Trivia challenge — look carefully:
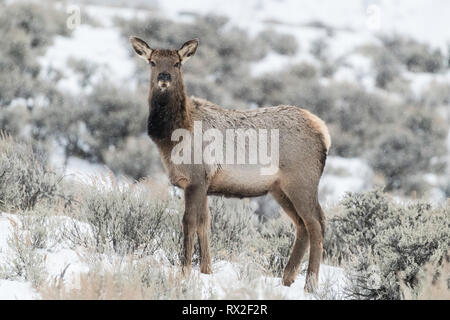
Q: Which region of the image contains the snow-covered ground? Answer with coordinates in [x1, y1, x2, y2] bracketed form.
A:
[0, 212, 346, 299]
[197, 261, 346, 299]
[50, 144, 112, 185]
[0, 280, 39, 300]
[0, 213, 90, 299]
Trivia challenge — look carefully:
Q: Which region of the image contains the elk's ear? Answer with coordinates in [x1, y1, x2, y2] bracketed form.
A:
[178, 39, 199, 64]
[129, 36, 153, 61]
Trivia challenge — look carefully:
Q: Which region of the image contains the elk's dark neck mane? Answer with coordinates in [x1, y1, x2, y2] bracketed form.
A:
[147, 84, 192, 141]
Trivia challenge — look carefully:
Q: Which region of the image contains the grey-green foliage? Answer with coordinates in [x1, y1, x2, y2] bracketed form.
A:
[0, 215, 49, 287]
[208, 197, 256, 260]
[419, 81, 450, 107]
[373, 50, 402, 89]
[75, 182, 172, 255]
[0, 104, 29, 136]
[379, 35, 447, 73]
[370, 108, 448, 191]
[21, 214, 51, 250]
[324, 189, 398, 263]
[82, 83, 148, 162]
[31, 92, 95, 161]
[309, 37, 336, 77]
[257, 29, 298, 56]
[250, 63, 334, 118]
[310, 37, 329, 61]
[103, 135, 162, 181]
[347, 205, 449, 300]
[0, 1, 70, 106]
[444, 181, 450, 199]
[67, 57, 100, 88]
[0, 135, 69, 211]
[253, 216, 296, 277]
[31, 83, 148, 163]
[358, 43, 405, 90]
[324, 189, 450, 300]
[198, 196, 295, 276]
[326, 82, 395, 157]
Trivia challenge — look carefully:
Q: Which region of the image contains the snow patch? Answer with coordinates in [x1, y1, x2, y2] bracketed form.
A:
[0, 280, 40, 300]
[84, 4, 152, 28]
[320, 157, 374, 205]
[196, 261, 346, 299]
[39, 24, 136, 94]
[45, 249, 90, 284]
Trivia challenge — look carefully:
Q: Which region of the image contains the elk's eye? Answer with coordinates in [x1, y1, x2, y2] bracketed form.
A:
[150, 61, 156, 67]
[174, 62, 180, 68]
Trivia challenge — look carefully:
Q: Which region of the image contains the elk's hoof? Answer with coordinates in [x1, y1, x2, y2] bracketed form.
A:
[282, 276, 295, 287]
[182, 266, 192, 277]
[200, 265, 212, 274]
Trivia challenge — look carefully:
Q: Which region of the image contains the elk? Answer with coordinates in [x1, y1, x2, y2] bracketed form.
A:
[129, 36, 331, 292]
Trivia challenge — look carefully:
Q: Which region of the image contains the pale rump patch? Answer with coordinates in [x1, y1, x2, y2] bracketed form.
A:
[300, 109, 331, 153]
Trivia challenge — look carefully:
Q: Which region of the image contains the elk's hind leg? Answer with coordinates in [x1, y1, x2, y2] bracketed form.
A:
[280, 179, 324, 293]
[271, 187, 309, 287]
[303, 202, 325, 292]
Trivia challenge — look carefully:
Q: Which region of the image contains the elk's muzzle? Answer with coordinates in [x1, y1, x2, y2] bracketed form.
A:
[157, 72, 171, 90]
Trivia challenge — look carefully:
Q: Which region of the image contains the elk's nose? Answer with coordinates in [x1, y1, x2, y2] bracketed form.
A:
[157, 72, 171, 82]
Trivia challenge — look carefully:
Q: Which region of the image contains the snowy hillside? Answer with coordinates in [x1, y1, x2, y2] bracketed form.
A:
[158, 0, 450, 50]
[1, 0, 449, 300]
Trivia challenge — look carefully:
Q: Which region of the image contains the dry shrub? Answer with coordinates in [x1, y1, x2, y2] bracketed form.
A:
[325, 189, 450, 299]
[208, 197, 256, 260]
[399, 255, 450, 300]
[38, 258, 203, 300]
[251, 215, 296, 277]
[39, 270, 146, 300]
[0, 134, 71, 211]
[0, 216, 48, 287]
[65, 176, 177, 256]
[103, 135, 162, 181]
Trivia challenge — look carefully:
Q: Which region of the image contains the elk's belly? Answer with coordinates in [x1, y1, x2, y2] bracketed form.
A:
[208, 166, 279, 198]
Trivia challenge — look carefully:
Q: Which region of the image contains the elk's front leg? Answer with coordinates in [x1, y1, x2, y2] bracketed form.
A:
[197, 203, 212, 274]
[182, 184, 209, 276]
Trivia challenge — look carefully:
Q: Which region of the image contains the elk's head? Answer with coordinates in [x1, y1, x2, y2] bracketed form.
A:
[129, 36, 198, 94]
